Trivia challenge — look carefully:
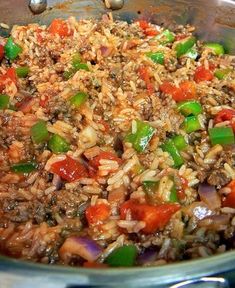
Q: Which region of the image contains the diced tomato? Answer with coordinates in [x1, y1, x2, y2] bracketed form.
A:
[231, 120, 235, 132]
[144, 28, 158, 36]
[0, 45, 4, 61]
[120, 200, 180, 234]
[48, 19, 73, 37]
[177, 176, 188, 200]
[137, 20, 149, 30]
[214, 109, 235, 124]
[50, 156, 88, 182]
[0, 68, 17, 92]
[98, 119, 110, 133]
[86, 203, 111, 225]
[89, 151, 122, 169]
[138, 66, 154, 95]
[160, 80, 196, 102]
[83, 261, 108, 268]
[222, 180, 235, 208]
[194, 66, 213, 83]
[175, 34, 187, 41]
[39, 95, 49, 108]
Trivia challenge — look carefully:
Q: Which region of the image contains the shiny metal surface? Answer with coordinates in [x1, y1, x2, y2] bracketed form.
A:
[0, 0, 235, 287]
[29, 0, 47, 14]
[104, 0, 124, 10]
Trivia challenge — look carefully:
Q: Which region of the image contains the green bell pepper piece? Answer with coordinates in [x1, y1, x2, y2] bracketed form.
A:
[73, 63, 89, 71]
[31, 120, 49, 144]
[177, 100, 203, 116]
[105, 245, 137, 267]
[63, 69, 74, 80]
[125, 120, 155, 152]
[70, 92, 88, 107]
[169, 185, 178, 202]
[214, 68, 232, 80]
[204, 43, 225, 55]
[16, 66, 30, 78]
[72, 53, 82, 69]
[172, 135, 187, 151]
[156, 29, 175, 45]
[11, 161, 38, 174]
[209, 127, 234, 146]
[161, 139, 184, 167]
[175, 36, 196, 58]
[184, 46, 198, 60]
[48, 134, 70, 153]
[146, 51, 164, 65]
[182, 115, 201, 133]
[0, 94, 10, 109]
[143, 180, 159, 194]
[4, 37, 23, 60]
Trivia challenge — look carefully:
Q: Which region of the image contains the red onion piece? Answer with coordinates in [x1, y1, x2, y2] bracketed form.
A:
[183, 201, 214, 220]
[100, 45, 112, 57]
[198, 183, 221, 210]
[59, 236, 102, 262]
[137, 248, 157, 265]
[52, 174, 62, 190]
[199, 214, 230, 230]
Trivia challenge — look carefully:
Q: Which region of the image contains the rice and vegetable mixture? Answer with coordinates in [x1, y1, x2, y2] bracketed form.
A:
[0, 15, 235, 267]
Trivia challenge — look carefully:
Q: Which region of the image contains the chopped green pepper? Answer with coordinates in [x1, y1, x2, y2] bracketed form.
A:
[72, 53, 82, 69]
[182, 115, 202, 133]
[184, 46, 198, 60]
[172, 135, 187, 151]
[48, 134, 70, 153]
[105, 245, 137, 267]
[63, 69, 74, 80]
[175, 36, 196, 58]
[156, 29, 175, 45]
[214, 68, 232, 80]
[11, 161, 38, 174]
[204, 43, 225, 55]
[73, 63, 89, 71]
[161, 139, 184, 167]
[177, 100, 203, 116]
[146, 51, 164, 65]
[4, 37, 23, 60]
[125, 120, 155, 152]
[209, 127, 234, 146]
[169, 185, 178, 202]
[0, 94, 10, 109]
[31, 120, 49, 144]
[69, 92, 88, 107]
[16, 66, 30, 78]
[143, 180, 159, 194]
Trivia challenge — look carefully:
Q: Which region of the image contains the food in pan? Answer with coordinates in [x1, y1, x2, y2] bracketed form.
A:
[0, 16, 235, 267]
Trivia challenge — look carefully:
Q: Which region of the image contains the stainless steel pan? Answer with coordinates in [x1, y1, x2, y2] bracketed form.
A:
[0, 1, 235, 287]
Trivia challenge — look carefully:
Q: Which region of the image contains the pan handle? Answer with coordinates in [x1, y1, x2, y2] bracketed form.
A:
[170, 277, 229, 288]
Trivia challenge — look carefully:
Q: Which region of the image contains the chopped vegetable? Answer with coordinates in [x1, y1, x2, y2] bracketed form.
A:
[11, 161, 38, 174]
[48, 134, 70, 153]
[16, 66, 30, 78]
[72, 53, 82, 69]
[31, 120, 49, 144]
[204, 43, 225, 55]
[169, 185, 178, 203]
[0, 45, 4, 61]
[184, 46, 198, 60]
[143, 180, 159, 194]
[0, 94, 10, 109]
[198, 183, 221, 209]
[105, 245, 137, 267]
[50, 156, 88, 182]
[4, 37, 22, 60]
[86, 203, 111, 225]
[161, 139, 184, 167]
[208, 127, 235, 146]
[48, 19, 73, 37]
[194, 66, 213, 83]
[137, 20, 158, 36]
[146, 51, 164, 65]
[72, 62, 89, 71]
[125, 120, 155, 152]
[175, 36, 196, 58]
[59, 236, 102, 262]
[182, 115, 202, 133]
[155, 29, 175, 45]
[214, 109, 235, 129]
[138, 66, 154, 94]
[222, 180, 235, 208]
[214, 68, 232, 80]
[120, 200, 180, 233]
[172, 135, 188, 151]
[177, 100, 202, 116]
[160, 81, 196, 102]
[69, 92, 88, 107]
